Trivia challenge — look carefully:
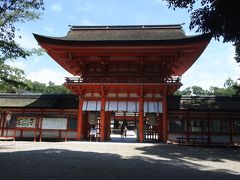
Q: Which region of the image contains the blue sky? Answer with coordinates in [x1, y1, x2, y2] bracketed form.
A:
[6, 0, 240, 90]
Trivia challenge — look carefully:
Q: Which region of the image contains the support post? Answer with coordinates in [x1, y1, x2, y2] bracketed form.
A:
[65, 114, 68, 142]
[1, 112, 6, 136]
[39, 114, 43, 142]
[34, 127, 37, 142]
[77, 97, 84, 140]
[100, 96, 106, 141]
[105, 112, 111, 140]
[139, 87, 144, 143]
[13, 119, 17, 141]
[158, 114, 163, 142]
[162, 90, 168, 143]
[229, 114, 233, 145]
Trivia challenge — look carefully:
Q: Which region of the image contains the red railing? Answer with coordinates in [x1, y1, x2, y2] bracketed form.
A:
[65, 76, 181, 84]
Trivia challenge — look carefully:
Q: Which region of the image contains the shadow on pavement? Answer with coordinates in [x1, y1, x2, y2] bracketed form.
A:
[0, 145, 239, 180]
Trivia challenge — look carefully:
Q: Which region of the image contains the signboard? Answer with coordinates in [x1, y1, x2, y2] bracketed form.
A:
[17, 117, 36, 128]
[42, 117, 67, 130]
[147, 113, 159, 125]
[88, 112, 98, 125]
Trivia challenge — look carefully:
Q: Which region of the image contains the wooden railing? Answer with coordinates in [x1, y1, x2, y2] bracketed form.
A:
[65, 76, 181, 84]
[65, 77, 83, 83]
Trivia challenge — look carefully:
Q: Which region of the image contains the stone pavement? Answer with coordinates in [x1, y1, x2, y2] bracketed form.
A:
[0, 141, 239, 180]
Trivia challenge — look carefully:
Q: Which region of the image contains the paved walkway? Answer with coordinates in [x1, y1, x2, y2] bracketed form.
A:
[0, 141, 239, 180]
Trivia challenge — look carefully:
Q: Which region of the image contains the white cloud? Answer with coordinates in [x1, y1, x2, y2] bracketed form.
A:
[77, 3, 94, 13]
[80, 19, 96, 26]
[33, 57, 40, 63]
[6, 60, 26, 70]
[26, 68, 72, 85]
[69, 15, 76, 20]
[50, 4, 62, 13]
[152, 0, 167, 4]
[180, 43, 240, 90]
[42, 26, 54, 33]
[15, 31, 39, 49]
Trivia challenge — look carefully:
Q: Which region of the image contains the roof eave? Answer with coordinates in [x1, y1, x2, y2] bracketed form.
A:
[33, 33, 212, 46]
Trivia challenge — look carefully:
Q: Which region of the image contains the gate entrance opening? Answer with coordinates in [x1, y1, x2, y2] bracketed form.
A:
[110, 112, 138, 142]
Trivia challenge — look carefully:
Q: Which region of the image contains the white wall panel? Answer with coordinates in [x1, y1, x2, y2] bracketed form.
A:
[42, 118, 67, 130]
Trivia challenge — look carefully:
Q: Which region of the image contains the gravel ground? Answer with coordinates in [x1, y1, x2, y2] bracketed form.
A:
[0, 141, 239, 180]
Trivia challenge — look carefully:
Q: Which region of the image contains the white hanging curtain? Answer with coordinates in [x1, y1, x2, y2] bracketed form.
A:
[82, 101, 101, 111]
[144, 102, 162, 113]
[105, 101, 139, 112]
[127, 101, 139, 112]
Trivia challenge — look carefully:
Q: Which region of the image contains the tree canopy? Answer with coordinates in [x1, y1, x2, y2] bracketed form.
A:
[0, 0, 44, 90]
[0, 0, 44, 62]
[0, 75, 72, 94]
[174, 78, 240, 96]
[163, 0, 240, 62]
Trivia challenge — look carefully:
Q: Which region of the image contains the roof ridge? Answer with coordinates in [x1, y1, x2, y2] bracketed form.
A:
[69, 24, 183, 31]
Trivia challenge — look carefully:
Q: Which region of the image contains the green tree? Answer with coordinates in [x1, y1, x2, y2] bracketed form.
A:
[208, 86, 227, 96]
[24, 79, 46, 93]
[191, 86, 206, 95]
[23, 80, 72, 94]
[0, 0, 44, 91]
[0, 61, 27, 92]
[0, 0, 44, 62]
[173, 90, 182, 95]
[163, 0, 240, 62]
[174, 78, 240, 96]
[181, 87, 192, 95]
[45, 81, 72, 94]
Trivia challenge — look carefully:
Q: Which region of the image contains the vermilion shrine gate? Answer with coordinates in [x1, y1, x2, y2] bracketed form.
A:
[34, 25, 210, 142]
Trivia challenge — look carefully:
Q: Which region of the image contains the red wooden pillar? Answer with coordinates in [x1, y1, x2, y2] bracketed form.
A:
[158, 114, 163, 142]
[162, 95, 168, 143]
[105, 112, 111, 140]
[77, 98, 84, 140]
[82, 112, 88, 139]
[0, 113, 3, 135]
[39, 114, 43, 142]
[34, 127, 37, 142]
[1, 112, 6, 136]
[13, 118, 17, 141]
[100, 96, 106, 141]
[139, 93, 144, 143]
